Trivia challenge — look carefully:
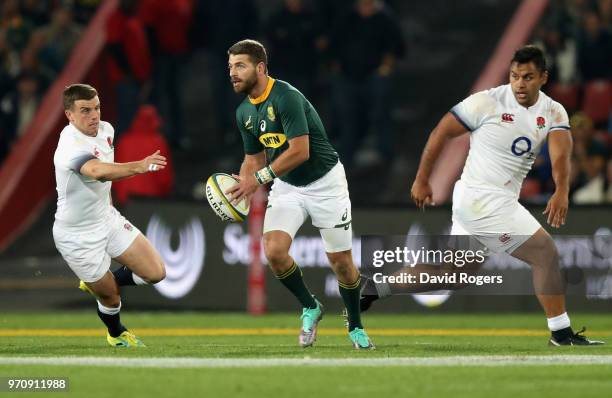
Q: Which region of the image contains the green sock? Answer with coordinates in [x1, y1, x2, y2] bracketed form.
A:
[275, 262, 317, 309]
[339, 277, 363, 331]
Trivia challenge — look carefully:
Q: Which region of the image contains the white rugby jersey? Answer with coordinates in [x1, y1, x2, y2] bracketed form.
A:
[54, 121, 115, 229]
[451, 84, 570, 197]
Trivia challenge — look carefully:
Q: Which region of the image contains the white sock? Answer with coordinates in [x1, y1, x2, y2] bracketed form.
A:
[547, 312, 571, 331]
[97, 301, 121, 315]
[132, 274, 148, 286]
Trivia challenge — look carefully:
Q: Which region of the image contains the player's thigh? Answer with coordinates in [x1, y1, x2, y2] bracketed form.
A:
[263, 182, 308, 241]
[106, 208, 164, 278]
[306, 164, 352, 231]
[448, 221, 490, 269]
[320, 225, 353, 254]
[501, 203, 543, 255]
[511, 227, 558, 266]
[113, 233, 165, 280]
[453, 192, 541, 255]
[106, 208, 141, 259]
[262, 205, 307, 242]
[53, 224, 111, 283]
[306, 166, 353, 253]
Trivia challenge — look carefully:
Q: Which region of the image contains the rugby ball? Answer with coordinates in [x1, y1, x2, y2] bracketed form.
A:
[205, 173, 249, 222]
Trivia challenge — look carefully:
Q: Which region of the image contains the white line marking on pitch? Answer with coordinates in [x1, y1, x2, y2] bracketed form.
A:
[1, 356, 612, 368]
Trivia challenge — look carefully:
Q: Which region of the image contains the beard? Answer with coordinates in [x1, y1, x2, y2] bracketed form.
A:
[232, 73, 258, 95]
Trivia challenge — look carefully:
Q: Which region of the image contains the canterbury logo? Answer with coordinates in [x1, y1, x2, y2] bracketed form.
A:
[499, 233, 511, 243]
[259, 133, 286, 148]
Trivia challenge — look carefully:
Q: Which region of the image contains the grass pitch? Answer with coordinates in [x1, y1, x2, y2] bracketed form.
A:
[0, 312, 611, 397]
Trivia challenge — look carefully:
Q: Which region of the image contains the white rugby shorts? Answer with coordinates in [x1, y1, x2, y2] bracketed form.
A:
[450, 180, 541, 254]
[263, 161, 353, 253]
[53, 207, 141, 282]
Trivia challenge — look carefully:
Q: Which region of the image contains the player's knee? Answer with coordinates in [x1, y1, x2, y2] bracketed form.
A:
[327, 252, 355, 279]
[264, 248, 287, 266]
[147, 270, 165, 284]
[544, 241, 560, 262]
[263, 240, 289, 267]
[531, 238, 559, 268]
[145, 261, 166, 284]
[97, 293, 121, 307]
[158, 263, 166, 281]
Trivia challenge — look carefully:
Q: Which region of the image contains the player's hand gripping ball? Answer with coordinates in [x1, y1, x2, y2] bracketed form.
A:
[205, 173, 250, 222]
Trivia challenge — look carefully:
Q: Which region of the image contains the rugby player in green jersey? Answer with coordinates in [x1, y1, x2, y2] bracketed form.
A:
[225, 39, 373, 349]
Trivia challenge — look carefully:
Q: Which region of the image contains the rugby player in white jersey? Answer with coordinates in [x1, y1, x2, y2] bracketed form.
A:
[362, 46, 603, 346]
[53, 84, 167, 347]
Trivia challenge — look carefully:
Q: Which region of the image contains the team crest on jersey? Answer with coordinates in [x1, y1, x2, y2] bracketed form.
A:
[267, 105, 276, 122]
[245, 115, 252, 130]
[107, 136, 114, 149]
[93, 146, 100, 158]
[259, 132, 286, 148]
[536, 116, 545, 129]
[499, 233, 511, 243]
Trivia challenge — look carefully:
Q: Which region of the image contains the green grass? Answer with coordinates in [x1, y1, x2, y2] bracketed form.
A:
[2, 311, 612, 330]
[0, 312, 611, 397]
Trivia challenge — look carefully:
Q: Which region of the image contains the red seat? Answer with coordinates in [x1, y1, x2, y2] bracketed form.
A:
[547, 83, 579, 111]
[582, 80, 612, 124]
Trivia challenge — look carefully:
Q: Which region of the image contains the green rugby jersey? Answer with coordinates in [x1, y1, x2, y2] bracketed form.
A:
[236, 78, 338, 186]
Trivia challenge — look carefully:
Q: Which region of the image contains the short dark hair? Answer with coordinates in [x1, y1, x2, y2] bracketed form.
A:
[511, 45, 547, 73]
[63, 84, 98, 110]
[228, 39, 268, 68]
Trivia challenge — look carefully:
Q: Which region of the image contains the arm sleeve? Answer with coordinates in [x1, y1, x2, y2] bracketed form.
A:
[67, 150, 97, 174]
[237, 110, 264, 155]
[277, 91, 309, 139]
[54, 133, 97, 174]
[450, 90, 494, 132]
[549, 101, 570, 132]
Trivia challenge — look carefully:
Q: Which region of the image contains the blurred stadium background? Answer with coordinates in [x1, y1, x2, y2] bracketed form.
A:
[0, 0, 611, 396]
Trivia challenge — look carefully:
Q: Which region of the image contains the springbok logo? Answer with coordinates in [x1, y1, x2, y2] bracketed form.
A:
[267, 105, 276, 121]
[146, 215, 205, 299]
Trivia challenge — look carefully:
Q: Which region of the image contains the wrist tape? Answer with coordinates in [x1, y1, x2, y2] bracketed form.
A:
[254, 165, 276, 185]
